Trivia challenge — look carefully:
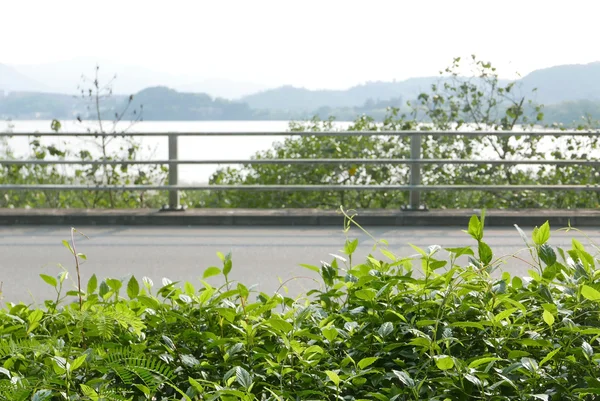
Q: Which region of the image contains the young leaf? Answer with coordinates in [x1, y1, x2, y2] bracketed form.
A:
[87, 274, 98, 295]
[467, 215, 482, 241]
[40, 274, 57, 288]
[325, 370, 340, 386]
[300, 264, 320, 273]
[203, 266, 221, 279]
[435, 356, 454, 370]
[543, 310, 555, 327]
[127, 276, 140, 299]
[582, 285, 600, 301]
[357, 357, 379, 370]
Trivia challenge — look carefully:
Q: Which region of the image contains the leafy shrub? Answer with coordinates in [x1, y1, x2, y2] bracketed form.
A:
[1, 212, 600, 400]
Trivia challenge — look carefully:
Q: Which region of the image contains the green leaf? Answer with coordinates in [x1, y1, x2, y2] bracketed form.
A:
[87, 274, 98, 295]
[445, 246, 474, 258]
[32, 390, 53, 401]
[223, 259, 233, 277]
[478, 241, 493, 265]
[494, 308, 517, 323]
[378, 322, 394, 338]
[106, 278, 122, 292]
[235, 366, 253, 390]
[127, 276, 140, 299]
[467, 215, 482, 241]
[543, 310, 555, 327]
[62, 239, 74, 254]
[393, 370, 415, 388]
[357, 357, 379, 370]
[582, 341, 594, 359]
[39, 274, 57, 288]
[343, 239, 359, 255]
[512, 276, 523, 289]
[468, 357, 502, 369]
[267, 318, 293, 333]
[435, 356, 454, 370]
[188, 377, 204, 393]
[539, 347, 561, 367]
[300, 263, 320, 273]
[582, 284, 600, 301]
[70, 354, 87, 371]
[325, 370, 340, 386]
[532, 221, 550, 245]
[538, 244, 556, 266]
[355, 288, 377, 301]
[321, 326, 339, 342]
[203, 266, 221, 279]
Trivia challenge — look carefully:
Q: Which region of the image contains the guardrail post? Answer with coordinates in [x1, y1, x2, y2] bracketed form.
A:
[163, 133, 182, 211]
[408, 134, 424, 210]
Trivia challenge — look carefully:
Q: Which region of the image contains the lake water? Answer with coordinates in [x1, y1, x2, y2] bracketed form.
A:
[1, 120, 596, 184]
[0, 120, 354, 183]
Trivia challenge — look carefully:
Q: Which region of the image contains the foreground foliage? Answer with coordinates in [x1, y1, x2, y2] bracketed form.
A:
[2, 213, 600, 399]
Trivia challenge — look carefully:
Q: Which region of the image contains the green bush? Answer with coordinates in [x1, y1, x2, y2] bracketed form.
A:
[1, 213, 600, 400]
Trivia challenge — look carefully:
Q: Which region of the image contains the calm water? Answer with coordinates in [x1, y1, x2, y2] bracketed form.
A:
[1, 120, 353, 183]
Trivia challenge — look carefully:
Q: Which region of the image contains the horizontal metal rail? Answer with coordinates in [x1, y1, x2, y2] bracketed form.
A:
[2, 184, 600, 192]
[3, 130, 600, 211]
[2, 159, 600, 166]
[1, 130, 599, 137]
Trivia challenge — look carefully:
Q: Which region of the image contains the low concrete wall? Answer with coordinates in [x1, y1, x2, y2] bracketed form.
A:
[1, 208, 599, 227]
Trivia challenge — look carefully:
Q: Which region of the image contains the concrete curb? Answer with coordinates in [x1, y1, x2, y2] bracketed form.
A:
[1, 208, 600, 227]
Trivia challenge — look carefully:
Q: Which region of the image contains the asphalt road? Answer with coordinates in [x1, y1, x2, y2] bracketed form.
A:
[1, 225, 600, 304]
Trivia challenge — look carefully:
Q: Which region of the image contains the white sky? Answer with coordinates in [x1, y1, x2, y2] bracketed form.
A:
[2, 0, 599, 89]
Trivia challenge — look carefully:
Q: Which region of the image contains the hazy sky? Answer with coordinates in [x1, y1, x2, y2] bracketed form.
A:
[3, 0, 599, 89]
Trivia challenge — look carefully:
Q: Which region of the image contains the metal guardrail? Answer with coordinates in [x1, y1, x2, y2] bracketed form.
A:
[1, 130, 599, 211]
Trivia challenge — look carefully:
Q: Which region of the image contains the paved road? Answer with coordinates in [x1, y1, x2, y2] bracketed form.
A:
[1, 225, 600, 304]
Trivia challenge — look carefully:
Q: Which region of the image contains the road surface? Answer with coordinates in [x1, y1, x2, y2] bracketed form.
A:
[1, 225, 599, 304]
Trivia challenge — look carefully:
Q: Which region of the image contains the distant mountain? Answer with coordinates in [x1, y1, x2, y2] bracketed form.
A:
[175, 79, 268, 100]
[12, 59, 269, 99]
[241, 77, 513, 112]
[0, 63, 49, 93]
[519, 62, 600, 104]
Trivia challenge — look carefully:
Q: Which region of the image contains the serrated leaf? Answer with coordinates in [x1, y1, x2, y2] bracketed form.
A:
[393, 370, 415, 388]
[127, 276, 139, 299]
[87, 274, 98, 295]
[40, 274, 57, 288]
[235, 366, 253, 389]
[539, 244, 556, 266]
[203, 266, 221, 279]
[467, 215, 483, 241]
[478, 241, 493, 265]
[521, 357, 538, 372]
[357, 357, 378, 370]
[543, 310, 555, 327]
